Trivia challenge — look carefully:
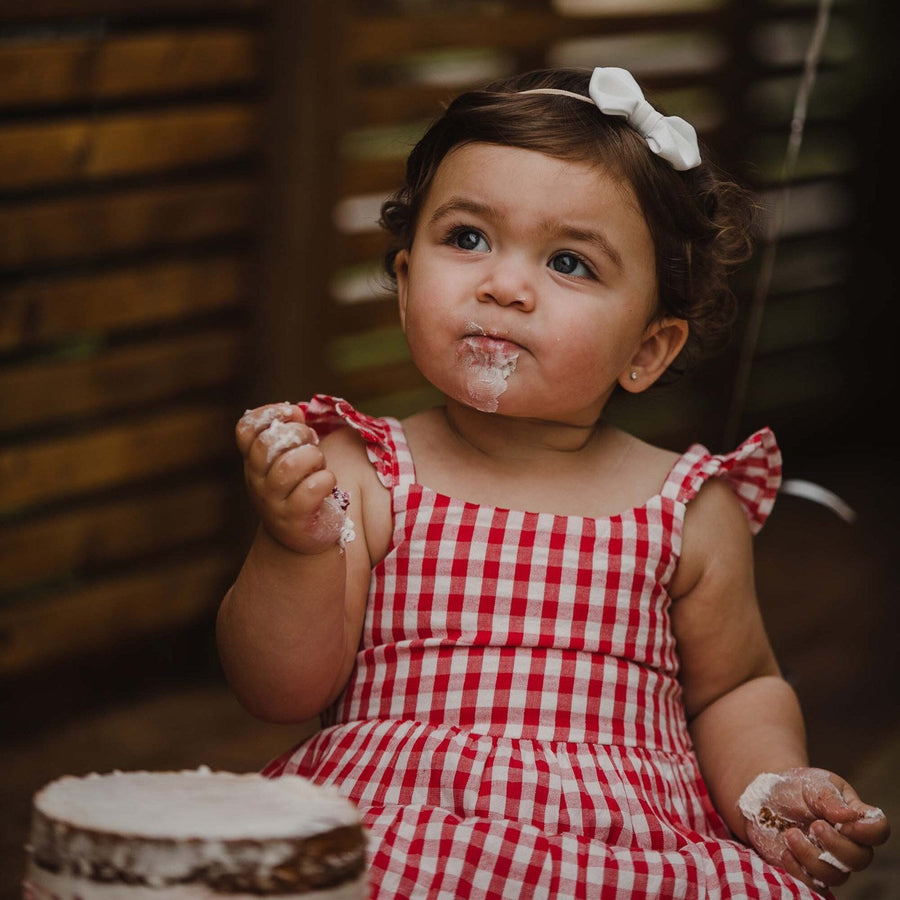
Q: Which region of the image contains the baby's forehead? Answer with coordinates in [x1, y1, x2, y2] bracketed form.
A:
[424, 142, 646, 226]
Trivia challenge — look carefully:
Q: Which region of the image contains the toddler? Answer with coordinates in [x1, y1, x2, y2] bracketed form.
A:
[218, 67, 889, 898]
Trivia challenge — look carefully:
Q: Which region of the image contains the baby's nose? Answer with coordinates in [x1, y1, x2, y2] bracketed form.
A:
[476, 259, 535, 310]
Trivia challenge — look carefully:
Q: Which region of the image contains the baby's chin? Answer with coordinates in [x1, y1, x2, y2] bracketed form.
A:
[454, 339, 519, 413]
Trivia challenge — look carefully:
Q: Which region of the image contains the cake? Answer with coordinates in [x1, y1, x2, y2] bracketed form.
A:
[23, 768, 367, 899]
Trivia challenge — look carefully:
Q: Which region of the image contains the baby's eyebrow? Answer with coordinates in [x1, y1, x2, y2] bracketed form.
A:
[542, 221, 624, 272]
[427, 197, 497, 225]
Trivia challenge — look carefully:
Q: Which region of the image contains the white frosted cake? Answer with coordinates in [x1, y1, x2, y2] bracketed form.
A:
[23, 768, 367, 899]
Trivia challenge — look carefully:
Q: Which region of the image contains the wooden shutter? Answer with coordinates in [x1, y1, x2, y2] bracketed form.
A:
[0, 1, 264, 675]
[0, 0, 876, 675]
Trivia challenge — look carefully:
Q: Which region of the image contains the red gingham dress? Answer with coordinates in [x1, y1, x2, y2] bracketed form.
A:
[264, 395, 823, 899]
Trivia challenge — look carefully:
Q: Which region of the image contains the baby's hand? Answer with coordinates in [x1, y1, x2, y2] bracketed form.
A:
[236, 403, 348, 554]
[739, 767, 890, 894]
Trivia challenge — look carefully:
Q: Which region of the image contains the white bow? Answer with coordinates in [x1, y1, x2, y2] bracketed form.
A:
[588, 67, 701, 171]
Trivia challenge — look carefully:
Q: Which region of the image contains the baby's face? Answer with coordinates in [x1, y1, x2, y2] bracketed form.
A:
[395, 142, 659, 425]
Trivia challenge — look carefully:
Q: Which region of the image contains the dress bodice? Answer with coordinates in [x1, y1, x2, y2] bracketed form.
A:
[300, 396, 782, 752]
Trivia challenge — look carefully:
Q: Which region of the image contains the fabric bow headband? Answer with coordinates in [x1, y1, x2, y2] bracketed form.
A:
[520, 67, 701, 171]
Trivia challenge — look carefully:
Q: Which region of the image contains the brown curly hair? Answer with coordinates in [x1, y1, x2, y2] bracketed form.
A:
[379, 68, 757, 381]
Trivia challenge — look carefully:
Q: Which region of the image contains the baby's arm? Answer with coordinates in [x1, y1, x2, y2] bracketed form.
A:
[672, 479, 889, 892]
[216, 403, 376, 723]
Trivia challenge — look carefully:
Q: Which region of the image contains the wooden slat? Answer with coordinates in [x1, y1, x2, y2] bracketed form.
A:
[0, 402, 235, 514]
[336, 231, 392, 268]
[0, 329, 243, 432]
[0, 1, 261, 23]
[350, 83, 464, 128]
[345, 11, 720, 63]
[0, 102, 258, 190]
[251, 0, 346, 404]
[332, 297, 402, 335]
[0, 552, 234, 677]
[337, 359, 429, 402]
[0, 178, 255, 268]
[0, 255, 246, 350]
[339, 158, 406, 198]
[0, 28, 258, 108]
[0, 479, 232, 594]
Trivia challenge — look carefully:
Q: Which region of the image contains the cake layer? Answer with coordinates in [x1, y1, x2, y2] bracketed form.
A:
[26, 769, 367, 895]
[24, 864, 368, 900]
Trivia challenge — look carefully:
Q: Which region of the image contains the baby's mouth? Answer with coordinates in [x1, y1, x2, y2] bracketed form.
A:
[457, 324, 520, 413]
[462, 322, 523, 352]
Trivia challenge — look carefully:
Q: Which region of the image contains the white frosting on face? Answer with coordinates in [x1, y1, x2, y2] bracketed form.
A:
[34, 770, 360, 840]
[456, 333, 518, 413]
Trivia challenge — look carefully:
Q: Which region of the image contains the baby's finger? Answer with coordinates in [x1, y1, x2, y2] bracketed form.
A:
[783, 829, 849, 893]
[256, 419, 319, 466]
[283, 467, 339, 516]
[836, 803, 890, 847]
[236, 402, 303, 451]
[808, 777, 890, 845]
[808, 820, 874, 874]
[805, 778, 860, 829]
[266, 443, 328, 499]
[777, 842, 829, 895]
[244, 420, 319, 480]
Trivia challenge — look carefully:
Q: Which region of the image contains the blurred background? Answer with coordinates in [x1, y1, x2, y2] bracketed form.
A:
[0, 0, 897, 896]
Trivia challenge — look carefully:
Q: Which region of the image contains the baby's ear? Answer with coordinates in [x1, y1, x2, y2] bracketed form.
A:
[618, 317, 689, 392]
[395, 249, 410, 331]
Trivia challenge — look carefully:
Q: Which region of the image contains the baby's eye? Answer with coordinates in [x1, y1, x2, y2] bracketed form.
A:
[550, 252, 593, 278]
[451, 229, 489, 252]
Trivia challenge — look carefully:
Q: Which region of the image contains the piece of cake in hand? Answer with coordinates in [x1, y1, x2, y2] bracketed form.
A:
[23, 767, 367, 899]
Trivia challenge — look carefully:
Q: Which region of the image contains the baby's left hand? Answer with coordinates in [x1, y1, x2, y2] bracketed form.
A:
[739, 767, 890, 894]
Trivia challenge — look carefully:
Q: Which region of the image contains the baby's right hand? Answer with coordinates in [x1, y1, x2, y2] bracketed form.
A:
[236, 403, 343, 554]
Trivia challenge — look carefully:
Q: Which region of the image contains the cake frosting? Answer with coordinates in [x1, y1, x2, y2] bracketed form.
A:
[23, 768, 367, 898]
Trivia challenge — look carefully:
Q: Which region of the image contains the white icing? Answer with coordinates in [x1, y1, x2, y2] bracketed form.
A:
[737, 772, 785, 825]
[258, 419, 315, 464]
[35, 770, 360, 840]
[309, 491, 354, 550]
[817, 850, 850, 872]
[24, 865, 368, 900]
[239, 403, 295, 431]
[339, 517, 356, 551]
[30, 770, 365, 892]
[456, 334, 518, 413]
[861, 806, 885, 820]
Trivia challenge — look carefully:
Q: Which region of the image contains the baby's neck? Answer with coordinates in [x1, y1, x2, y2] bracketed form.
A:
[443, 401, 599, 459]
[403, 402, 672, 520]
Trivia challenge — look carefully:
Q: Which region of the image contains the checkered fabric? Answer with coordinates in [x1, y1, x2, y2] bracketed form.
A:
[265, 396, 822, 899]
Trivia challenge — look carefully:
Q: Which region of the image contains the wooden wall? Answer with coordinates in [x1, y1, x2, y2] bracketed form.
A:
[0, 0, 878, 685]
[0, 1, 264, 678]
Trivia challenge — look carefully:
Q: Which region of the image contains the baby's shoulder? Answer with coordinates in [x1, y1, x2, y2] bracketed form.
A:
[319, 424, 386, 490]
[600, 427, 681, 502]
[319, 424, 394, 562]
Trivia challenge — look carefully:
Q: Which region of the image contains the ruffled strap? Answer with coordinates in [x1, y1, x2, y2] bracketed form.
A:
[297, 395, 413, 489]
[661, 427, 782, 535]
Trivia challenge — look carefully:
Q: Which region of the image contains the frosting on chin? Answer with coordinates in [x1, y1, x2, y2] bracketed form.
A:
[456, 335, 519, 413]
